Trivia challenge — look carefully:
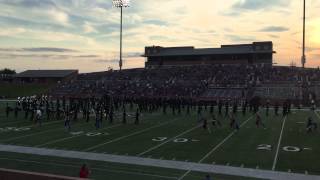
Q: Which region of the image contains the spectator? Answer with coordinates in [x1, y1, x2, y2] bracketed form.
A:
[79, 164, 90, 178]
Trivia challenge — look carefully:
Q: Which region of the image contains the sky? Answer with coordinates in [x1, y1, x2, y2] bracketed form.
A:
[0, 0, 319, 73]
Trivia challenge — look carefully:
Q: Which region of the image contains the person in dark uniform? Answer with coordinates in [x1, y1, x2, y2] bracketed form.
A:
[109, 107, 114, 124]
[306, 116, 317, 133]
[282, 102, 287, 117]
[232, 101, 238, 114]
[218, 100, 222, 116]
[122, 107, 127, 124]
[64, 109, 71, 131]
[135, 108, 140, 125]
[255, 113, 266, 128]
[225, 101, 229, 117]
[202, 117, 208, 130]
[242, 101, 247, 116]
[5, 103, 10, 118]
[212, 113, 221, 127]
[14, 105, 19, 119]
[274, 102, 279, 116]
[266, 100, 270, 117]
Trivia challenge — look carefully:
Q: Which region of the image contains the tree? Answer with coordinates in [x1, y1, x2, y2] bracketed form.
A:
[0, 68, 16, 75]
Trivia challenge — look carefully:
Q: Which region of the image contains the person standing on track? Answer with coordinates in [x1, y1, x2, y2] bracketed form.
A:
[79, 164, 90, 178]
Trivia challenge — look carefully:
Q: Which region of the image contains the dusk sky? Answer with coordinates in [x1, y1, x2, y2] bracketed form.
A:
[0, 0, 319, 73]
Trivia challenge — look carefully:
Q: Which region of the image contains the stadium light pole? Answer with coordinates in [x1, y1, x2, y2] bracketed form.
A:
[113, 0, 130, 71]
[301, 0, 306, 68]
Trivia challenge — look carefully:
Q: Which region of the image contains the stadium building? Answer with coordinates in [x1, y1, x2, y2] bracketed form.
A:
[14, 70, 78, 83]
[143, 41, 275, 67]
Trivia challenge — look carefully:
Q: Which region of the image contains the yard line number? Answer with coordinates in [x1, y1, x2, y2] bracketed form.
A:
[257, 144, 311, 152]
[152, 137, 199, 143]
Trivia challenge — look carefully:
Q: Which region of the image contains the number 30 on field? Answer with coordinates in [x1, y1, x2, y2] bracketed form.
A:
[152, 137, 190, 143]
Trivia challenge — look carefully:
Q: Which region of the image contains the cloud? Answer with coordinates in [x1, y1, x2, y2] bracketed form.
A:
[259, 26, 289, 32]
[231, 0, 287, 10]
[305, 47, 320, 52]
[83, 21, 97, 34]
[94, 59, 118, 64]
[268, 34, 280, 38]
[225, 34, 256, 42]
[22, 47, 77, 52]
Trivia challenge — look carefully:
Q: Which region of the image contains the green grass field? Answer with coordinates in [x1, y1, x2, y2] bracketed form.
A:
[0, 103, 319, 180]
[0, 83, 52, 98]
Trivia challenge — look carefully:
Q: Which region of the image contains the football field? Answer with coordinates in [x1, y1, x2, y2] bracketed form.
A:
[0, 102, 319, 180]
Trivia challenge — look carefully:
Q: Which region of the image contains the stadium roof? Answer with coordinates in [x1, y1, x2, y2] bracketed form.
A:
[143, 41, 276, 57]
[15, 70, 78, 78]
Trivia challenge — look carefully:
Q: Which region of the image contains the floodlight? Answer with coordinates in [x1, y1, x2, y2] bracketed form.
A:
[301, 0, 306, 68]
[112, 0, 130, 71]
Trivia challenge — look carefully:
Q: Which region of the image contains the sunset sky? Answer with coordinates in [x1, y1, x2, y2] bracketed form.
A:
[0, 0, 319, 73]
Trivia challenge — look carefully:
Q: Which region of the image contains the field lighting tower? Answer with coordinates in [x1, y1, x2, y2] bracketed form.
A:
[301, 0, 306, 68]
[113, 0, 130, 71]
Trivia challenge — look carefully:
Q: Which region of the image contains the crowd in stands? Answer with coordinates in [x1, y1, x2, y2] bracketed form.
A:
[51, 64, 320, 103]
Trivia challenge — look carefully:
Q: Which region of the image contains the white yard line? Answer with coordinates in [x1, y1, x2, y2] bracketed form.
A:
[35, 124, 122, 148]
[83, 118, 179, 152]
[314, 111, 320, 122]
[178, 115, 255, 180]
[198, 115, 254, 163]
[178, 116, 254, 180]
[1, 119, 63, 129]
[0, 120, 27, 127]
[0, 157, 177, 180]
[138, 124, 201, 156]
[0, 145, 320, 180]
[2, 121, 86, 143]
[272, 116, 287, 171]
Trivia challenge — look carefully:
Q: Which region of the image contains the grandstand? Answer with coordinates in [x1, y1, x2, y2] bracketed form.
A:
[49, 65, 320, 106]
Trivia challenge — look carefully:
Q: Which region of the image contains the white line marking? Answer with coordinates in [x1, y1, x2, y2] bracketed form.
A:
[138, 124, 201, 156]
[198, 115, 254, 163]
[178, 115, 255, 180]
[272, 116, 287, 171]
[84, 119, 178, 152]
[35, 124, 121, 147]
[315, 111, 320, 122]
[0, 157, 177, 180]
[2, 121, 87, 143]
[1, 145, 320, 180]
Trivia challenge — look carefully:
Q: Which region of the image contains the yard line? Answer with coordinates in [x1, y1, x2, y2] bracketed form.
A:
[83, 118, 179, 152]
[0, 119, 63, 129]
[138, 124, 201, 156]
[35, 124, 122, 148]
[2, 121, 87, 143]
[272, 116, 287, 171]
[1, 145, 320, 180]
[314, 111, 320, 122]
[178, 115, 255, 180]
[198, 115, 254, 163]
[0, 120, 27, 127]
[0, 157, 178, 180]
